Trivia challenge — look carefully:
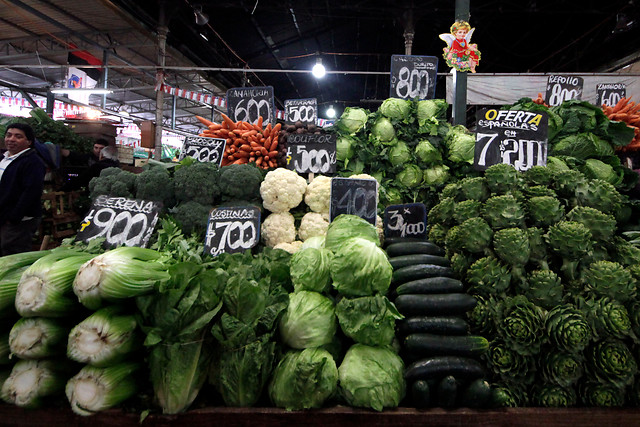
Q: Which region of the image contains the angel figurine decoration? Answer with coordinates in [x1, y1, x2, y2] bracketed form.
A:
[439, 20, 481, 73]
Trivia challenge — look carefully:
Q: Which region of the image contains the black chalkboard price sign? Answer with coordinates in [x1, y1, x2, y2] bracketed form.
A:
[383, 203, 427, 239]
[285, 98, 317, 125]
[474, 108, 549, 172]
[286, 133, 337, 174]
[389, 55, 438, 100]
[178, 136, 226, 165]
[226, 86, 275, 125]
[596, 83, 626, 107]
[204, 206, 261, 257]
[545, 75, 584, 107]
[330, 177, 378, 225]
[76, 195, 162, 248]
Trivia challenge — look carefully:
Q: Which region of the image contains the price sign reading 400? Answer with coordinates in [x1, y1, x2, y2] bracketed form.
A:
[75, 196, 162, 248]
[330, 177, 378, 225]
[474, 108, 549, 172]
[204, 206, 261, 257]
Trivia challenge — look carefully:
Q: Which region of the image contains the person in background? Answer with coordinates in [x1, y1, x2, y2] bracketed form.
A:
[88, 138, 109, 167]
[0, 123, 46, 256]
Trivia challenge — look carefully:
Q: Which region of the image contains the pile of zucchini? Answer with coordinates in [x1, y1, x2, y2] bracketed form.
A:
[386, 237, 492, 409]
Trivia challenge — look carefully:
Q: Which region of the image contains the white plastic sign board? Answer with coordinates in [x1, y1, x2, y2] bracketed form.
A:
[285, 133, 337, 174]
[226, 86, 275, 125]
[285, 98, 317, 125]
[330, 177, 378, 225]
[474, 108, 548, 172]
[545, 75, 584, 106]
[204, 206, 261, 257]
[390, 55, 438, 100]
[76, 195, 161, 248]
[178, 136, 226, 165]
[383, 203, 427, 239]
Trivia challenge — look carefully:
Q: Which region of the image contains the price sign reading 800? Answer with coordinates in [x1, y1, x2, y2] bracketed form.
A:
[395, 67, 430, 99]
[205, 206, 261, 257]
[545, 75, 583, 107]
[389, 55, 438, 100]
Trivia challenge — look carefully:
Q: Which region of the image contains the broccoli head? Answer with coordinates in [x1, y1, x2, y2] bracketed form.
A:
[173, 161, 220, 205]
[135, 167, 175, 208]
[169, 201, 213, 236]
[218, 163, 264, 202]
[88, 167, 136, 200]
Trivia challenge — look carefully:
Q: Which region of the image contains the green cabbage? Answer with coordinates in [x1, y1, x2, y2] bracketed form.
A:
[396, 164, 423, 188]
[330, 237, 392, 297]
[268, 347, 338, 410]
[335, 295, 403, 346]
[336, 135, 356, 161]
[301, 236, 325, 249]
[389, 140, 412, 167]
[445, 125, 475, 164]
[417, 99, 448, 123]
[336, 107, 368, 135]
[379, 98, 412, 121]
[552, 132, 614, 159]
[371, 116, 396, 144]
[423, 165, 450, 186]
[338, 344, 405, 411]
[415, 139, 442, 164]
[279, 291, 336, 349]
[581, 158, 622, 186]
[324, 215, 380, 252]
[290, 248, 333, 293]
[546, 156, 570, 173]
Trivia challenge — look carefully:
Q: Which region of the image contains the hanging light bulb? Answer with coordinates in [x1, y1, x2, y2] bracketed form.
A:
[326, 105, 336, 118]
[193, 5, 209, 26]
[312, 57, 326, 79]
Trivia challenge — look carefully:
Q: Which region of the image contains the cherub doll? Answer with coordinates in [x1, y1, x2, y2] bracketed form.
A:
[439, 20, 481, 73]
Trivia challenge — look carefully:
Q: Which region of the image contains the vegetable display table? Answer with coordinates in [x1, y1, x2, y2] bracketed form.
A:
[1, 405, 639, 427]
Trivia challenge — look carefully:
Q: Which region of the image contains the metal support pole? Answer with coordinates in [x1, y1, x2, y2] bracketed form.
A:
[45, 90, 54, 116]
[452, 0, 470, 126]
[101, 50, 109, 109]
[171, 95, 176, 129]
[154, 20, 168, 160]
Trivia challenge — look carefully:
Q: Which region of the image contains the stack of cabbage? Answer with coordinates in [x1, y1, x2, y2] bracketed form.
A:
[276, 214, 405, 411]
[333, 98, 478, 207]
[428, 163, 640, 407]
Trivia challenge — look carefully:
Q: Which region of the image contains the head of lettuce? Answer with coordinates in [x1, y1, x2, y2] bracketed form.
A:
[330, 237, 392, 297]
[279, 291, 336, 349]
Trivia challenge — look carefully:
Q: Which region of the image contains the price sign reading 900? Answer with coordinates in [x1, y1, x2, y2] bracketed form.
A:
[474, 108, 549, 172]
[204, 206, 261, 257]
[75, 196, 161, 248]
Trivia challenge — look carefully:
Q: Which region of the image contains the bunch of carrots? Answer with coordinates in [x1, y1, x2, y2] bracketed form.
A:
[195, 113, 281, 169]
[601, 97, 640, 151]
[532, 92, 550, 108]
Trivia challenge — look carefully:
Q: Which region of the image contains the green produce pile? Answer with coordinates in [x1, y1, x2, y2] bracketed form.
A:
[331, 98, 479, 208]
[428, 163, 640, 407]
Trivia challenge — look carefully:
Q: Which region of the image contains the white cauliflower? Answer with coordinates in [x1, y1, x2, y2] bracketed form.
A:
[261, 211, 296, 247]
[273, 240, 304, 254]
[260, 168, 307, 213]
[349, 173, 378, 183]
[376, 215, 384, 246]
[304, 175, 332, 214]
[298, 212, 330, 241]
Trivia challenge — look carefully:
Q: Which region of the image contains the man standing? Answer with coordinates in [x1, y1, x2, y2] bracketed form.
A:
[0, 123, 46, 255]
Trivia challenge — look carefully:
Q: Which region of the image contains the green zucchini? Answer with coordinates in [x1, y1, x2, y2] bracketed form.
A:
[411, 380, 430, 408]
[405, 356, 486, 381]
[392, 264, 454, 285]
[389, 254, 450, 270]
[395, 293, 477, 316]
[385, 241, 445, 257]
[395, 277, 464, 295]
[404, 334, 489, 357]
[437, 375, 458, 408]
[384, 237, 428, 247]
[398, 316, 469, 336]
[460, 378, 492, 408]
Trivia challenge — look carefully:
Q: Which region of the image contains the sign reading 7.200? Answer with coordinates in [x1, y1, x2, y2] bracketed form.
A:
[474, 108, 548, 172]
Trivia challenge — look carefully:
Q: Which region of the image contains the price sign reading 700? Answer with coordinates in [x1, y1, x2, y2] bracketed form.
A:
[204, 206, 261, 257]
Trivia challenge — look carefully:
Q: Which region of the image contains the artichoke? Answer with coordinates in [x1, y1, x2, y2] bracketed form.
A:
[545, 304, 591, 353]
[580, 380, 626, 407]
[583, 260, 635, 303]
[467, 295, 498, 338]
[483, 195, 525, 230]
[458, 177, 489, 202]
[466, 257, 511, 298]
[551, 169, 587, 200]
[520, 269, 563, 310]
[582, 297, 636, 342]
[527, 227, 549, 270]
[484, 339, 535, 384]
[493, 228, 530, 285]
[427, 197, 455, 227]
[546, 221, 592, 281]
[532, 384, 577, 407]
[449, 252, 477, 278]
[575, 179, 622, 215]
[539, 349, 584, 387]
[524, 165, 553, 187]
[484, 163, 521, 195]
[525, 185, 557, 198]
[586, 339, 637, 388]
[440, 182, 462, 201]
[612, 237, 640, 268]
[427, 224, 448, 247]
[490, 382, 529, 407]
[566, 206, 616, 242]
[527, 196, 564, 228]
[496, 295, 546, 356]
[453, 200, 482, 224]
[451, 217, 493, 254]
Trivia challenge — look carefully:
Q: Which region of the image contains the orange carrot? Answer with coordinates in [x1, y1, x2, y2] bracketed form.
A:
[263, 136, 272, 151]
[257, 116, 264, 129]
[242, 129, 258, 138]
[263, 123, 272, 138]
[232, 158, 249, 164]
[269, 139, 278, 152]
[208, 123, 223, 130]
[260, 147, 268, 156]
[268, 151, 278, 158]
[272, 123, 282, 135]
[220, 113, 236, 130]
[256, 157, 263, 166]
[268, 160, 276, 168]
[235, 151, 250, 158]
[239, 145, 252, 153]
[196, 115, 214, 127]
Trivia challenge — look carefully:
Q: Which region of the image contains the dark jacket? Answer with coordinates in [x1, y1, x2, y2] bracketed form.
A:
[0, 148, 46, 224]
